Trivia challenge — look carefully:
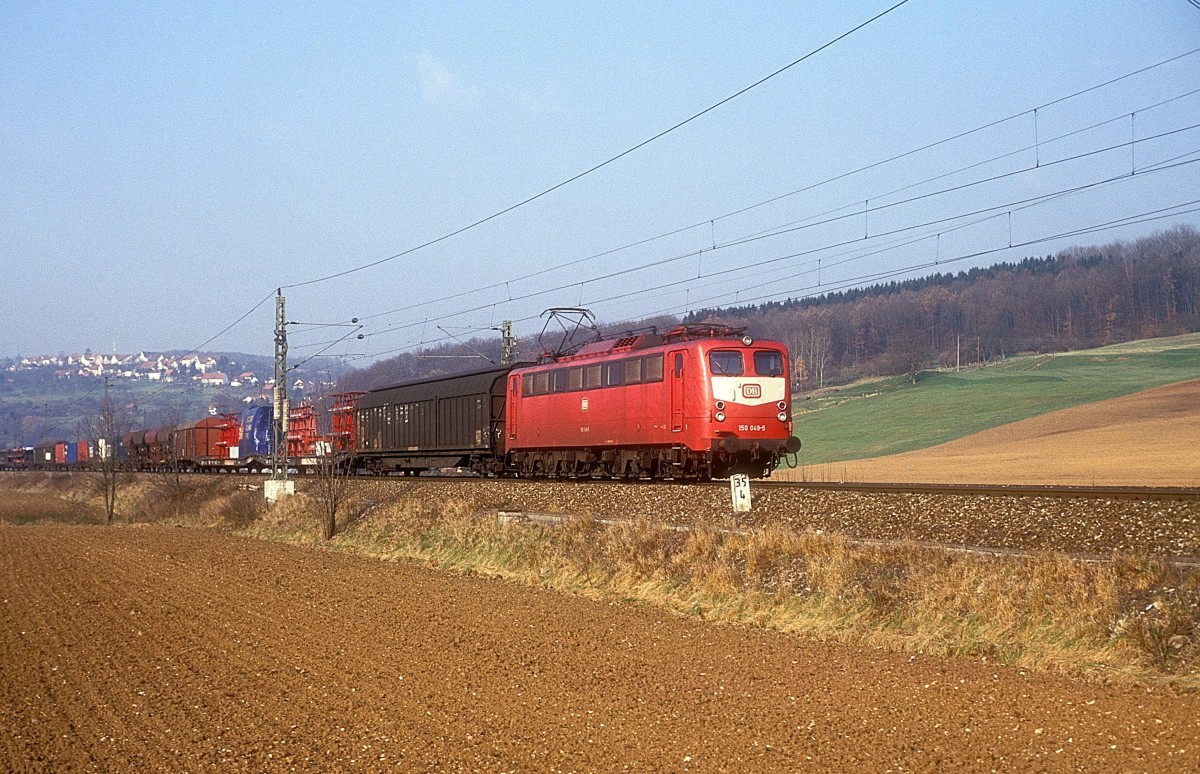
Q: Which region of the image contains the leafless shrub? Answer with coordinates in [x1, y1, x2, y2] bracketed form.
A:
[560, 513, 603, 580]
[1110, 561, 1200, 671]
[605, 518, 681, 578]
[219, 490, 266, 530]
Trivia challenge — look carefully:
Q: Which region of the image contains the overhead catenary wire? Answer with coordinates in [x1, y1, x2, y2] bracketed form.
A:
[354, 48, 1200, 326]
[570, 161, 1200, 324]
[347, 197, 1199, 363]
[696, 148, 1200, 307]
[350, 153, 1200, 361]
[360, 167, 1200, 362]
[356, 129, 1200, 346]
[668, 200, 1200, 317]
[724, 89, 1200, 248]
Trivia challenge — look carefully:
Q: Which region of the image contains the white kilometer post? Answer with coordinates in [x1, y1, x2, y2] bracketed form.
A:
[730, 473, 752, 513]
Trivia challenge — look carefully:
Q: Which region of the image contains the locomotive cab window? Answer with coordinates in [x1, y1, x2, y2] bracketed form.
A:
[709, 350, 744, 376]
[534, 371, 550, 396]
[754, 351, 785, 377]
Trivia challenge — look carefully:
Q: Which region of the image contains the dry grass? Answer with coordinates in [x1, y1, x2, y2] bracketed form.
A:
[3, 473, 1196, 686]
[0, 473, 266, 531]
[309, 491, 1200, 685]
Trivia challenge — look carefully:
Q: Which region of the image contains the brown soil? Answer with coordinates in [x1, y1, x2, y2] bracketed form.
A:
[3, 525, 1199, 771]
[778, 379, 1200, 487]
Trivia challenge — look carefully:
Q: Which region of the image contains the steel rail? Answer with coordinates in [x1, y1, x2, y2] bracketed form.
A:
[5, 467, 1198, 501]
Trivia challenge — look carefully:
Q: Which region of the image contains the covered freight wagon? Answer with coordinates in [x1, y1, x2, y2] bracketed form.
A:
[124, 430, 149, 468]
[141, 425, 177, 468]
[355, 365, 517, 475]
[31, 443, 57, 469]
[174, 417, 225, 468]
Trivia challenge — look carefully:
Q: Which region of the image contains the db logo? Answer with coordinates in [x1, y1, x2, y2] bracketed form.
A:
[742, 384, 762, 398]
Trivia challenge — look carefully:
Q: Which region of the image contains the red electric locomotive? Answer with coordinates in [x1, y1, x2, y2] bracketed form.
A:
[505, 324, 800, 479]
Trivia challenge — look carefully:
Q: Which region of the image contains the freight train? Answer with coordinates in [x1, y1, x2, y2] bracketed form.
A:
[7, 325, 801, 480]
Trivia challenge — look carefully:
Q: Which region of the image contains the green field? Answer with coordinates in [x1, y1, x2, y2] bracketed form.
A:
[791, 333, 1200, 465]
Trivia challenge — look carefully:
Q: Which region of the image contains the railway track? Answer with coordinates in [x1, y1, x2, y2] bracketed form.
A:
[6, 467, 1198, 502]
[5, 470, 1199, 559]
[339, 475, 1200, 560]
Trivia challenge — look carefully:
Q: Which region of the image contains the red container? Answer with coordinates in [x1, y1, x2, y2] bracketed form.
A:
[174, 417, 226, 464]
[214, 413, 242, 461]
[330, 392, 365, 453]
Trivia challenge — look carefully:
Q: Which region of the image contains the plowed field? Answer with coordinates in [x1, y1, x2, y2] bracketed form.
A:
[3, 525, 1198, 771]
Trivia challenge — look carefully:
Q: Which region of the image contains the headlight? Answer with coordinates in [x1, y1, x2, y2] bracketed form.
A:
[715, 411, 726, 422]
[777, 401, 787, 411]
[715, 401, 725, 410]
[777, 411, 788, 422]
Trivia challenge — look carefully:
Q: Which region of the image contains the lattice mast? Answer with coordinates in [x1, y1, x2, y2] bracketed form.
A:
[271, 289, 289, 483]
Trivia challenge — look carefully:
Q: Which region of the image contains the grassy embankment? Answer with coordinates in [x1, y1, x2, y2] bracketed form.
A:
[2, 472, 1196, 688]
[792, 333, 1200, 465]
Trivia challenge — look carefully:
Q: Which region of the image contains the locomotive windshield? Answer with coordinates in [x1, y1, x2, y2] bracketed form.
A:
[754, 351, 785, 377]
[709, 351, 744, 376]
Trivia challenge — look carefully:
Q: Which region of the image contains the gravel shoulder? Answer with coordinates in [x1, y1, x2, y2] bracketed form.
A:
[345, 477, 1200, 559]
[3, 525, 1199, 771]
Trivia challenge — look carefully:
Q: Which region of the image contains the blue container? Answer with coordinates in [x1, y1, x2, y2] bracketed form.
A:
[66, 443, 79, 464]
[239, 406, 274, 457]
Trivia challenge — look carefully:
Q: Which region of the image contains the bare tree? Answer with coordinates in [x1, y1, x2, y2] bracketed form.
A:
[891, 326, 933, 385]
[309, 392, 359, 540]
[81, 380, 131, 523]
[806, 312, 833, 388]
[159, 405, 187, 499]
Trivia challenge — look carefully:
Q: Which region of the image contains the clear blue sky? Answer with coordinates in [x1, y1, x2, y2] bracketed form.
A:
[3, 1, 1198, 364]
